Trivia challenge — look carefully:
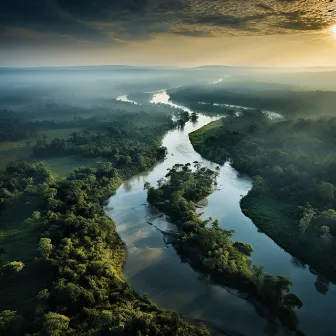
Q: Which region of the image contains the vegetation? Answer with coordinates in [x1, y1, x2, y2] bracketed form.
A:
[190, 110, 336, 284]
[0, 106, 211, 335]
[0, 160, 209, 336]
[145, 163, 303, 331]
[0, 109, 103, 142]
[170, 86, 336, 118]
[174, 110, 198, 128]
[32, 112, 172, 175]
[0, 110, 37, 142]
[0, 107, 173, 174]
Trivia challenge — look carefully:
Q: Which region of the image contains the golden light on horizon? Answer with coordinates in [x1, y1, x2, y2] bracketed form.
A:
[331, 24, 336, 35]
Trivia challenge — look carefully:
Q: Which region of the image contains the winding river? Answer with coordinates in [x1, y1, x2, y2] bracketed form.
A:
[105, 90, 336, 336]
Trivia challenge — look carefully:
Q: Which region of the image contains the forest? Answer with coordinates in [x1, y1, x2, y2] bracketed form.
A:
[0, 160, 210, 336]
[189, 111, 336, 284]
[145, 163, 304, 332]
[2, 67, 335, 336]
[0, 93, 215, 336]
[0, 104, 220, 336]
[169, 85, 336, 118]
[32, 112, 173, 175]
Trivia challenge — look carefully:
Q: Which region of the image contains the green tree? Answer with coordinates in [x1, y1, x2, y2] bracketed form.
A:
[144, 182, 151, 191]
[320, 226, 333, 245]
[42, 312, 70, 336]
[39, 238, 53, 259]
[0, 310, 23, 336]
[253, 175, 263, 186]
[272, 165, 283, 176]
[252, 265, 265, 293]
[317, 181, 335, 202]
[1, 261, 24, 275]
[233, 242, 254, 256]
[298, 204, 315, 234]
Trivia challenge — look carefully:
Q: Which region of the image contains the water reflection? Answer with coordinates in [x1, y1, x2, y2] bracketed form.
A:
[291, 257, 306, 269]
[123, 181, 132, 192]
[105, 90, 336, 336]
[314, 276, 330, 295]
[150, 90, 193, 114]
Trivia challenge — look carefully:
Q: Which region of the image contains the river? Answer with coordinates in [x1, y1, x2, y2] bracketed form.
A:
[105, 90, 336, 336]
[116, 95, 139, 105]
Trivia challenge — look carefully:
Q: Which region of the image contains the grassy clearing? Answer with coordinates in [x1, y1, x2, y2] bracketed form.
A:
[41, 156, 99, 177]
[0, 147, 31, 170]
[37, 127, 84, 140]
[0, 127, 85, 170]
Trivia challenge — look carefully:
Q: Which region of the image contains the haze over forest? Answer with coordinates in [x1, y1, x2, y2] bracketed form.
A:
[1, 1, 336, 336]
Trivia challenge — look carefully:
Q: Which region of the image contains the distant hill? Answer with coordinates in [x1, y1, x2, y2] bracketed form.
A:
[0, 65, 180, 72]
[194, 65, 336, 73]
[2, 64, 336, 73]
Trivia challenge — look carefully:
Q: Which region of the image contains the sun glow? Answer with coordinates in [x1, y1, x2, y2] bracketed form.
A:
[331, 24, 336, 35]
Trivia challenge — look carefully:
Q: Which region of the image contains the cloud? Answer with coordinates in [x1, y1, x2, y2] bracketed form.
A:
[0, 0, 110, 46]
[0, 0, 334, 47]
[278, 11, 328, 31]
[256, 3, 273, 11]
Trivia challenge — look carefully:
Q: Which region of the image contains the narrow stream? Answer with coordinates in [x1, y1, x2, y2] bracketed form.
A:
[105, 91, 335, 336]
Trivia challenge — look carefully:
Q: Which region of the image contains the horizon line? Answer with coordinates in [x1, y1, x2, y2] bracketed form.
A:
[1, 64, 336, 70]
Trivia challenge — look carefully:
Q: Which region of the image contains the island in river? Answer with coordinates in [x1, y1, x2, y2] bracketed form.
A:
[145, 162, 303, 331]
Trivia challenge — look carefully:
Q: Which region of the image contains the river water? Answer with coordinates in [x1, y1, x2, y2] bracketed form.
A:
[116, 95, 140, 105]
[105, 90, 335, 336]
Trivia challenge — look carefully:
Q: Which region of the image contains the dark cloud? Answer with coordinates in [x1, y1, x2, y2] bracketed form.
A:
[0, 0, 109, 43]
[0, 0, 333, 47]
[172, 30, 215, 37]
[57, 0, 149, 20]
[256, 3, 273, 11]
[277, 10, 329, 31]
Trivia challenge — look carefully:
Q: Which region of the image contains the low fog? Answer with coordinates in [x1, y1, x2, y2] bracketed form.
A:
[1, 66, 336, 119]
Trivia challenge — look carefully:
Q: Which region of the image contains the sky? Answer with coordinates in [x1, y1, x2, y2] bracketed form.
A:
[1, 0, 336, 67]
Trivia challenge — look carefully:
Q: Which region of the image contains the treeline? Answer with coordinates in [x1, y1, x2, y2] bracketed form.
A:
[0, 159, 209, 335]
[32, 113, 173, 174]
[170, 86, 336, 118]
[189, 111, 336, 283]
[145, 163, 303, 332]
[13, 103, 115, 120]
[0, 107, 214, 335]
[0, 160, 55, 210]
[0, 108, 164, 143]
[0, 109, 109, 142]
[0, 110, 37, 141]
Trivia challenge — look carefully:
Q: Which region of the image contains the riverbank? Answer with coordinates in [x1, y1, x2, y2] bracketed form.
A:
[103, 90, 336, 336]
[145, 162, 304, 333]
[0, 105, 216, 335]
[189, 115, 336, 284]
[240, 191, 336, 283]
